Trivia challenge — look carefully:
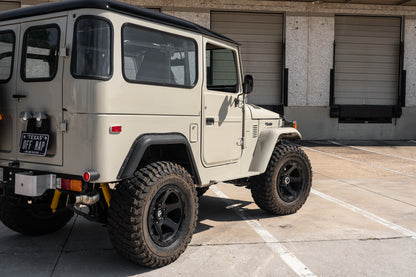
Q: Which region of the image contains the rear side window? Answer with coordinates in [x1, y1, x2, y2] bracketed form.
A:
[21, 25, 59, 81]
[122, 24, 197, 88]
[72, 16, 112, 80]
[0, 31, 15, 82]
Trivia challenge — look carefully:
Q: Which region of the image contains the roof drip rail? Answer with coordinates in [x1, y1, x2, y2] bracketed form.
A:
[0, 0, 238, 45]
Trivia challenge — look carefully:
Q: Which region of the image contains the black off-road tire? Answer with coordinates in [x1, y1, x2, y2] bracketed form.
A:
[108, 161, 198, 268]
[0, 192, 74, 236]
[251, 144, 312, 215]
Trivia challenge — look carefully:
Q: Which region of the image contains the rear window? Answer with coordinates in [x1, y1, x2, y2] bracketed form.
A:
[71, 16, 112, 80]
[122, 24, 197, 88]
[0, 31, 14, 82]
[21, 25, 59, 81]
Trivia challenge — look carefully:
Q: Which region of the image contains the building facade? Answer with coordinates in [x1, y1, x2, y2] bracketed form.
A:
[3, 0, 416, 140]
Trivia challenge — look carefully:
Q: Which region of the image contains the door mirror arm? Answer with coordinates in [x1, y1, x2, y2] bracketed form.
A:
[234, 94, 245, 108]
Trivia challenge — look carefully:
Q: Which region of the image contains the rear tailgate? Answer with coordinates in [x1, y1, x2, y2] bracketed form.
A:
[0, 17, 67, 166]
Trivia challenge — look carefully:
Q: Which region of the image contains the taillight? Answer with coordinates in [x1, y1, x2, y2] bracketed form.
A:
[83, 171, 90, 182]
[82, 170, 100, 182]
[57, 178, 83, 192]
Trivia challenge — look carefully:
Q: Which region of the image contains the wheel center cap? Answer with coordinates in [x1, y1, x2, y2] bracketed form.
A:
[284, 176, 291, 185]
[156, 209, 163, 219]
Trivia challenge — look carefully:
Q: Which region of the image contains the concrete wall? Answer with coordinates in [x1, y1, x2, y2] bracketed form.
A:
[4, 0, 416, 140]
[162, 9, 210, 29]
[283, 13, 416, 140]
[404, 17, 416, 107]
[284, 107, 416, 140]
[286, 14, 334, 107]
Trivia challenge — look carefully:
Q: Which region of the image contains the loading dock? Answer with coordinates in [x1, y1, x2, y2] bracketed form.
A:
[211, 12, 284, 112]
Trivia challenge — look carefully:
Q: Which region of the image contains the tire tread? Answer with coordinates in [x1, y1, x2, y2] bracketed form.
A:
[251, 144, 312, 215]
[108, 161, 198, 268]
[0, 196, 73, 236]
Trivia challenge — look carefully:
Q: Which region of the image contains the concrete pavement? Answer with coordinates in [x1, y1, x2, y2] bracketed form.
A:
[1, 140, 415, 276]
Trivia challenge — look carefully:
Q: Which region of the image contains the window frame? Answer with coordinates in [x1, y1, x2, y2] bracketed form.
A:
[205, 43, 240, 94]
[20, 23, 61, 82]
[0, 30, 15, 84]
[121, 22, 198, 89]
[71, 15, 114, 81]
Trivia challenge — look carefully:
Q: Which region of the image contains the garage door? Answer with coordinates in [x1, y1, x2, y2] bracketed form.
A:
[334, 16, 401, 106]
[211, 12, 283, 106]
[0, 2, 19, 12]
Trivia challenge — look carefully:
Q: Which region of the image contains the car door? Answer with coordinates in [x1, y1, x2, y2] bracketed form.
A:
[15, 17, 67, 165]
[202, 39, 244, 166]
[0, 24, 19, 162]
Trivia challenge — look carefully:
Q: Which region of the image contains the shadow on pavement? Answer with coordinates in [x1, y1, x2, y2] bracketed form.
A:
[0, 192, 281, 276]
[195, 194, 281, 234]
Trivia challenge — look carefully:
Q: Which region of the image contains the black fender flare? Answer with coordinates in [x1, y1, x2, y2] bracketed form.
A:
[117, 133, 201, 185]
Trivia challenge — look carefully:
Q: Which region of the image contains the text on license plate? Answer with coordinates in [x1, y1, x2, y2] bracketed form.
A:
[19, 133, 50, 156]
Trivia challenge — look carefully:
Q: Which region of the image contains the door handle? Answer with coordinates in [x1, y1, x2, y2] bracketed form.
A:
[12, 94, 27, 99]
[206, 118, 215, 126]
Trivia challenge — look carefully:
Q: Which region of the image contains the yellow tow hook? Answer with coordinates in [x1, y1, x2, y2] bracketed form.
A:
[100, 183, 111, 207]
[50, 189, 62, 213]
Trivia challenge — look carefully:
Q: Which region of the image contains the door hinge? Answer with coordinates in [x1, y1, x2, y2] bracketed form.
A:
[58, 121, 67, 132]
[59, 47, 70, 58]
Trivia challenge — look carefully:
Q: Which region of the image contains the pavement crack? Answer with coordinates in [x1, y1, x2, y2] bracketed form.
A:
[358, 236, 405, 241]
[189, 236, 411, 247]
[49, 215, 78, 277]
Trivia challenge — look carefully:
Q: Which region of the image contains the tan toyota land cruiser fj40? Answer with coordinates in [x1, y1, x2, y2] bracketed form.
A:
[0, 0, 312, 267]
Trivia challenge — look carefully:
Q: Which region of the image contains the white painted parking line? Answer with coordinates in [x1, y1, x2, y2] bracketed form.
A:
[312, 189, 416, 239]
[301, 146, 416, 178]
[328, 141, 416, 162]
[210, 185, 316, 277]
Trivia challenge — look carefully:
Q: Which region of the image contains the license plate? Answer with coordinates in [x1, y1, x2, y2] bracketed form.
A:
[19, 133, 50, 156]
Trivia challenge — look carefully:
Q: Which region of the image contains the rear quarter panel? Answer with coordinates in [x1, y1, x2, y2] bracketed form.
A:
[61, 10, 204, 181]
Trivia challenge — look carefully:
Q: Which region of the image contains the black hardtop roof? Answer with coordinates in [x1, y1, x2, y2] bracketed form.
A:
[0, 0, 238, 45]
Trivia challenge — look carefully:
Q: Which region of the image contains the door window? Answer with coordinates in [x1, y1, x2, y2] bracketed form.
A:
[206, 43, 238, 93]
[21, 25, 60, 81]
[0, 31, 15, 82]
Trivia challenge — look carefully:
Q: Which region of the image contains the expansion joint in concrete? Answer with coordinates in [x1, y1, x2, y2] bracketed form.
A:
[49, 215, 78, 277]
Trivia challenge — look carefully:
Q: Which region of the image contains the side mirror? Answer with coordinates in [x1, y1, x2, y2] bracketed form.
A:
[243, 75, 254, 94]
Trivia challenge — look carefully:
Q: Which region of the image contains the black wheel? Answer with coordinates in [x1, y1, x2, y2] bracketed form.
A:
[251, 144, 312, 215]
[196, 186, 209, 197]
[108, 161, 198, 268]
[0, 190, 74, 236]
